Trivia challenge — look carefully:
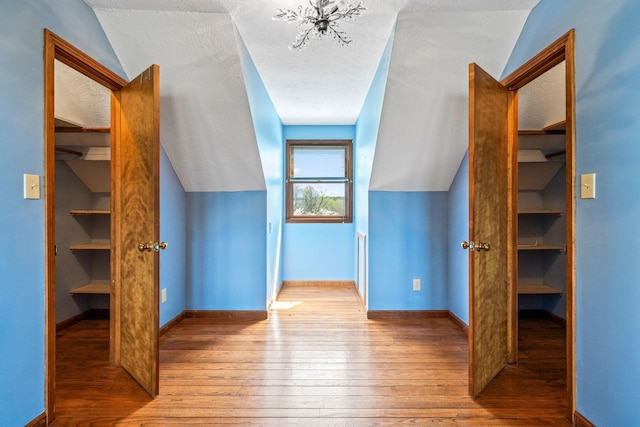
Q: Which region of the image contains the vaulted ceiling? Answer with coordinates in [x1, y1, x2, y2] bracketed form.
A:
[63, 0, 541, 192]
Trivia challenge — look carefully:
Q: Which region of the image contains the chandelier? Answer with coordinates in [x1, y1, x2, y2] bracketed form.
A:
[273, 0, 366, 49]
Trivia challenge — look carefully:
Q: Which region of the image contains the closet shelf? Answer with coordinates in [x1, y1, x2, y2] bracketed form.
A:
[518, 120, 566, 135]
[70, 242, 111, 251]
[518, 284, 562, 295]
[70, 283, 110, 295]
[518, 244, 563, 251]
[70, 209, 110, 215]
[55, 126, 110, 133]
[518, 210, 562, 216]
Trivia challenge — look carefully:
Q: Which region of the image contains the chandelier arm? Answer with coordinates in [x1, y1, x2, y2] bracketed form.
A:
[299, 6, 317, 24]
[311, 0, 323, 18]
[274, 5, 319, 25]
[327, 24, 352, 46]
[292, 27, 315, 49]
[322, 1, 338, 17]
[327, 3, 366, 21]
[274, 8, 301, 22]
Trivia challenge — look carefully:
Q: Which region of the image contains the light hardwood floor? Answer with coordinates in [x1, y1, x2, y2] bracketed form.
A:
[53, 282, 569, 426]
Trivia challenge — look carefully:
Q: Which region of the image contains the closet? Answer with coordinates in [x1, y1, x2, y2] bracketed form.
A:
[516, 62, 567, 322]
[54, 59, 112, 325]
[55, 121, 111, 322]
[47, 32, 164, 410]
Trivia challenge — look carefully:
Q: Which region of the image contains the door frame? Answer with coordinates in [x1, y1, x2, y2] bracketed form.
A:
[500, 29, 576, 420]
[44, 29, 127, 421]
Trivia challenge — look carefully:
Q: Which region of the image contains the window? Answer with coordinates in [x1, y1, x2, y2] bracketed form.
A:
[286, 140, 353, 223]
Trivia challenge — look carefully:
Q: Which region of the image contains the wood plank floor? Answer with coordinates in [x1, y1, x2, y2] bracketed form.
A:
[53, 282, 569, 426]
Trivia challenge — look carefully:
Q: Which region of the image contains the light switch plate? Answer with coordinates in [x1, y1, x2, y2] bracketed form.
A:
[24, 174, 40, 199]
[581, 173, 596, 199]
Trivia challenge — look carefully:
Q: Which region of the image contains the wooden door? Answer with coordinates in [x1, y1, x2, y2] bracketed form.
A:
[467, 63, 510, 397]
[112, 65, 160, 397]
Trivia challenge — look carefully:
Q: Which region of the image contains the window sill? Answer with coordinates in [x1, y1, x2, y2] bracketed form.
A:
[286, 217, 353, 224]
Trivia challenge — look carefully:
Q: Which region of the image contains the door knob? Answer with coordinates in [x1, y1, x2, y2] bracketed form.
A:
[138, 242, 153, 252]
[138, 241, 167, 252]
[153, 241, 167, 252]
[476, 242, 490, 251]
[461, 241, 490, 252]
[461, 241, 475, 251]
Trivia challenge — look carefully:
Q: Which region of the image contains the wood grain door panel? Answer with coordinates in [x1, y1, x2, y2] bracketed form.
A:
[468, 63, 509, 397]
[114, 64, 160, 397]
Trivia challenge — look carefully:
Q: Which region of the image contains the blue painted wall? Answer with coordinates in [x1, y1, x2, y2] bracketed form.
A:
[283, 222, 355, 280]
[236, 30, 284, 306]
[11, 1, 640, 425]
[447, 153, 469, 324]
[504, 1, 640, 424]
[187, 191, 267, 310]
[0, 1, 126, 424]
[160, 146, 187, 326]
[354, 28, 395, 302]
[282, 126, 356, 281]
[369, 191, 448, 310]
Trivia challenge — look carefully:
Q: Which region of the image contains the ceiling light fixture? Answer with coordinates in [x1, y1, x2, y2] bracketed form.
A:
[274, 0, 366, 50]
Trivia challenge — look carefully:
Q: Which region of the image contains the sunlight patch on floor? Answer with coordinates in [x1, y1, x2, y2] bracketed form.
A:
[271, 301, 303, 310]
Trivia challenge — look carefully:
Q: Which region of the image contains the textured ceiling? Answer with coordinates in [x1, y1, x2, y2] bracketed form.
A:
[518, 61, 566, 130]
[55, 60, 110, 127]
[76, 0, 540, 192]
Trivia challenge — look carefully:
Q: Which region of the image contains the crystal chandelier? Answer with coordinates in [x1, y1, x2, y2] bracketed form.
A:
[273, 0, 366, 49]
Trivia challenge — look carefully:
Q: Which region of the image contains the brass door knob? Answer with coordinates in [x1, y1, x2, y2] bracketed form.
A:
[476, 242, 490, 251]
[461, 241, 475, 251]
[138, 241, 167, 252]
[461, 241, 490, 252]
[138, 242, 153, 252]
[154, 241, 167, 252]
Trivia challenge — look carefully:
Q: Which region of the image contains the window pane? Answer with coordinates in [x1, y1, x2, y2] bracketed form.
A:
[292, 183, 345, 216]
[291, 147, 346, 178]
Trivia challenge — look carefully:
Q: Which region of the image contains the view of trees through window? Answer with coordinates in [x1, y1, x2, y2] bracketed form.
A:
[293, 183, 345, 217]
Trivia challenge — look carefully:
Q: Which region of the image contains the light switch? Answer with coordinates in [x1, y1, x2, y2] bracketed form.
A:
[581, 173, 596, 199]
[24, 174, 40, 200]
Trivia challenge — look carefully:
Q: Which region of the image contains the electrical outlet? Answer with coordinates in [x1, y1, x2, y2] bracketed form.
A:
[413, 278, 421, 291]
[161, 288, 167, 303]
